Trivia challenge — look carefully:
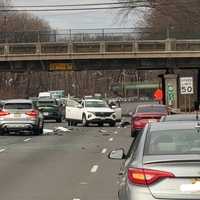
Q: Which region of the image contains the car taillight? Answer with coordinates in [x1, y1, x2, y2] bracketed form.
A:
[128, 168, 175, 186]
[0, 111, 10, 117]
[25, 110, 38, 117]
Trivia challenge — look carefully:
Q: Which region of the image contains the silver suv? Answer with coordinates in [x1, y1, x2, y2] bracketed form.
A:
[0, 99, 43, 135]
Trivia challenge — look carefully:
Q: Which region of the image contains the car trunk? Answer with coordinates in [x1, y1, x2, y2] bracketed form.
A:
[143, 155, 200, 199]
[38, 106, 58, 112]
[133, 113, 163, 128]
[3, 109, 33, 121]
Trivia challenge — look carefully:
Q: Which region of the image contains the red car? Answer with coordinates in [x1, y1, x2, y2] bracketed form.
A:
[131, 104, 167, 137]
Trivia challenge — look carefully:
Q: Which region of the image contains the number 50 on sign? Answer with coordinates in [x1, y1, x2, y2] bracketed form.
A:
[180, 77, 194, 95]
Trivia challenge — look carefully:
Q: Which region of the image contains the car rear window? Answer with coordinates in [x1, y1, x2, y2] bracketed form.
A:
[137, 106, 166, 113]
[145, 128, 200, 155]
[37, 101, 56, 106]
[4, 103, 32, 109]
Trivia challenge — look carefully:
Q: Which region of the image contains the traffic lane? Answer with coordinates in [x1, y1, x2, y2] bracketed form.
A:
[0, 121, 68, 151]
[76, 126, 132, 200]
[0, 123, 131, 200]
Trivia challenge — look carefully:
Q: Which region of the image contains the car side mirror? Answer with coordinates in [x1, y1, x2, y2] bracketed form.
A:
[108, 148, 126, 160]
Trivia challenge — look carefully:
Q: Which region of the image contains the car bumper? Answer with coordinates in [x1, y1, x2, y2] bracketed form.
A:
[0, 121, 37, 132]
[119, 184, 157, 200]
[42, 113, 61, 120]
[87, 117, 115, 123]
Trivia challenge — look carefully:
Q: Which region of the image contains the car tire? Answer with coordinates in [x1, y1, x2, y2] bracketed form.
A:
[82, 115, 88, 127]
[98, 122, 104, 127]
[109, 122, 116, 127]
[33, 127, 43, 135]
[131, 130, 138, 138]
[56, 118, 62, 123]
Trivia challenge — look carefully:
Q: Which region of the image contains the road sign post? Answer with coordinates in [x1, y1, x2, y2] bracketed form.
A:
[180, 77, 194, 95]
[180, 77, 194, 112]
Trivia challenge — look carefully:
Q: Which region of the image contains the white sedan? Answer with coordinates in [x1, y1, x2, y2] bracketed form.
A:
[65, 99, 117, 127]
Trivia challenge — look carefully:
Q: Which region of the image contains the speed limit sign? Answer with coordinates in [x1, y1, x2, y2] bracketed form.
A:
[180, 77, 194, 94]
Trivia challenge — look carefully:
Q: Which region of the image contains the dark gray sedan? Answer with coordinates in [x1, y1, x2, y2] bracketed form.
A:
[109, 121, 200, 200]
[0, 99, 43, 135]
[160, 113, 198, 122]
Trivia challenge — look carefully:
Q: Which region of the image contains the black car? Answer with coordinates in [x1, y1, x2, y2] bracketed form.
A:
[36, 98, 64, 123]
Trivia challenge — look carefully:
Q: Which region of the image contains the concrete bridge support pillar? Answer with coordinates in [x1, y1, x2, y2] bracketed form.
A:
[164, 74, 178, 108]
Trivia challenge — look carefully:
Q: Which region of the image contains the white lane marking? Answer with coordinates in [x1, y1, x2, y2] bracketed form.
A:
[101, 148, 107, 154]
[73, 198, 80, 200]
[80, 182, 88, 185]
[24, 138, 32, 142]
[90, 165, 99, 173]
[109, 137, 114, 141]
[0, 148, 6, 153]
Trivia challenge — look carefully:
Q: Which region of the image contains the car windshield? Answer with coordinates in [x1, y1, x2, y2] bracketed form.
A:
[145, 128, 200, 155]
[37, 101, 56, 106]
[4, 103, 32, 109]
[137, 106, 166, 113]
[85, 101, 108, 108]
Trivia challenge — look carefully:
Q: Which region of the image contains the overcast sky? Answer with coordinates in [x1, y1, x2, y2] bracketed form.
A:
[12, 0, 140, 29]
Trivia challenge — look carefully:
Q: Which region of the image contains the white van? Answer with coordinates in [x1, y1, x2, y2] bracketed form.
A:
[38, 92, 51, 99]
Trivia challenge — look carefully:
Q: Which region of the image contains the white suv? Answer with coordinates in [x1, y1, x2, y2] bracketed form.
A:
[65, 99, 116, 127]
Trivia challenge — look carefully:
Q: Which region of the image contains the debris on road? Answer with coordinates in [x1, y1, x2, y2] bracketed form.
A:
[99, 129, 107, 133]
[54, 127, 71, 132]
[43, 129, 54, 135]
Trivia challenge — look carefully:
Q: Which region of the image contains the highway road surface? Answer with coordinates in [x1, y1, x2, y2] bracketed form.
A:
[0, 120, 132, 200]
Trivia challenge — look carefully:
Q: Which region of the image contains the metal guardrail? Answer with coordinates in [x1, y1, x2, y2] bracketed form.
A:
[0, 39, 200, 55]
[1, 28, 200, 43]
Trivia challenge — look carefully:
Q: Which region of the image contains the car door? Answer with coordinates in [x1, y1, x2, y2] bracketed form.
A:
[118, 134, 142, 199]
[65, 100, 83, 121]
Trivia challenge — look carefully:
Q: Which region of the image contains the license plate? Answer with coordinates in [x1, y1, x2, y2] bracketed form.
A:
[180, 181, 200, 192]
[14, 113, 21, 118]
[148, 119, 157, 123]
[43, 112, 49, 116]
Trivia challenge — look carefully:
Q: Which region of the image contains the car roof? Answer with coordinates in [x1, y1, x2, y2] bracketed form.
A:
[84, 99, 104, 102]
[150, 121, 199, 132]
[38, 98, 55, 101]
[163, 113, 197, 121]
[3, 99, 33, 104]
[137, 104, 165, 108]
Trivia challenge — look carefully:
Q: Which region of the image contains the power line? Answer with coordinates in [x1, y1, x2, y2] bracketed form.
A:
[0, 1, 145, 8]
[0, 5, 149, 12]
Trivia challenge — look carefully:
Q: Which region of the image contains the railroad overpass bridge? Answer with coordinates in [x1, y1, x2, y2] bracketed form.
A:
[0, 28, 200, 71]
[0, 28, 200, 110]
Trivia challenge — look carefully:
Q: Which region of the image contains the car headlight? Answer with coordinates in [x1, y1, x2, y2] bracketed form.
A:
[88, 114, 92, 118]
[87, 112, 95, 118]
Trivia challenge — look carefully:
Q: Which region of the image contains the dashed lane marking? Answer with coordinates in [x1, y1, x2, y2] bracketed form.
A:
[90, 165, 99, 173]
[24, 138, 32, 142]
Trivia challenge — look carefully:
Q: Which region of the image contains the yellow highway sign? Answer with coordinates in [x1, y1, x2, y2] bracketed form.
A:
[49, 63, 73, 71]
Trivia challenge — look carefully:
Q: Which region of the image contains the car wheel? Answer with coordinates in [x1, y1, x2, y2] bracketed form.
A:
[56, 118, 62, 123]
[98, 122, 103, 127]
[82, 115, 88, 127]
[109, 122, 116, 127]
[33, 128, 41, 135]
[131, 130, 138, 138]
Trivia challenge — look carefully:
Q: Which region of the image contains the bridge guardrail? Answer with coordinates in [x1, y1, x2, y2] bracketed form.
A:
[1, 39, 200, 56]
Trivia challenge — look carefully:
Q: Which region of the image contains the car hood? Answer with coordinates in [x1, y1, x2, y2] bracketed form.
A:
[86, 107, 114, 113]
